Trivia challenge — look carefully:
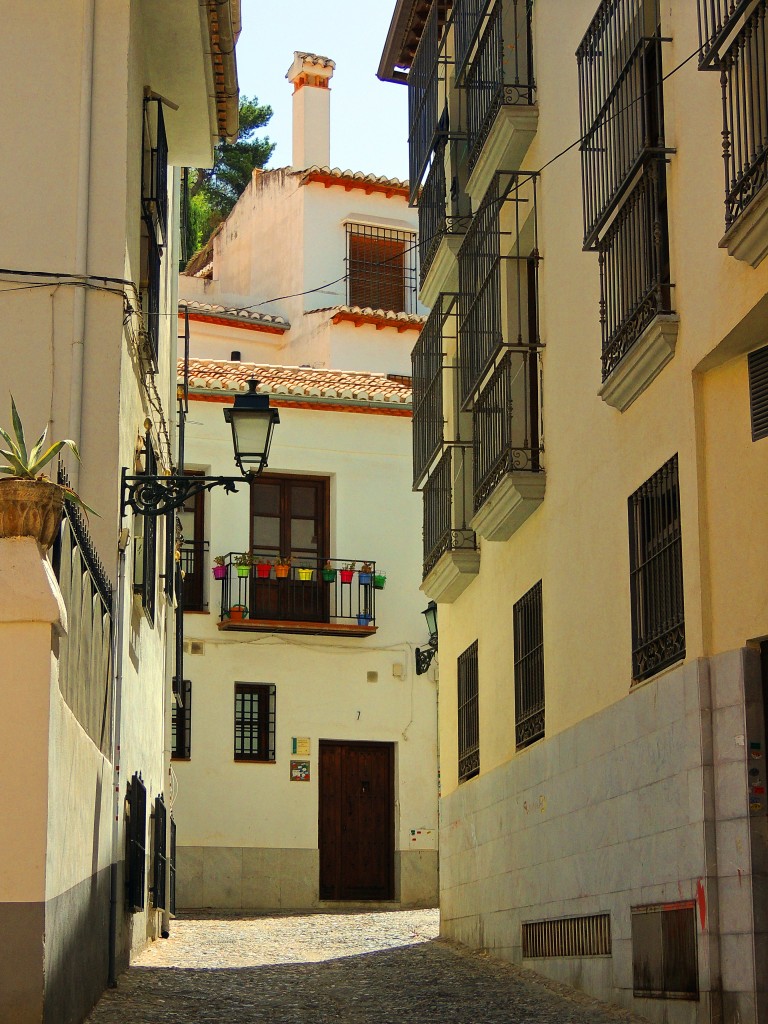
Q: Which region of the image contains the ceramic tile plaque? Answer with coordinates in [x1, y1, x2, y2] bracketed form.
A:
[290, 759, 310, 781]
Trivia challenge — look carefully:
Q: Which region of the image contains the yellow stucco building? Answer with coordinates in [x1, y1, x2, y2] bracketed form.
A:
[380, 1, 768, 1022]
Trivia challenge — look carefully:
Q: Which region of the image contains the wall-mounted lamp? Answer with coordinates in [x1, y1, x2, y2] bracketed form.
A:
[415, 600, 438, 675]
[121, 379, 279, 517]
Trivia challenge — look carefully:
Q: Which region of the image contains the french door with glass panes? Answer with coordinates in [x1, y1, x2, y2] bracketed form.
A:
[250, 474, 329, 622]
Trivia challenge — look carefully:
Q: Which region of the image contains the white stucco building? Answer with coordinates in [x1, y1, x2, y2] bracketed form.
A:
[172, 52, 439, 909]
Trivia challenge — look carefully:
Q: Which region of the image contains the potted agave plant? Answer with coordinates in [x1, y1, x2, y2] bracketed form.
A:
[0, 396, 97, 549]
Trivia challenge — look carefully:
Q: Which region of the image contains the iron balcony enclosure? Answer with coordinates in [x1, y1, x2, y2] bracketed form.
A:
[697, 0, 760, 68]
[215, 555, 380, 635]
[457, 170, 541, 411]
[422, 446, 476, 579]
[412, 295, 453, 488]
[461, 0, 536, 173]
[472, 348, 542, 514]
[577, 0, 669, 250]
[408, 0, 454, 203]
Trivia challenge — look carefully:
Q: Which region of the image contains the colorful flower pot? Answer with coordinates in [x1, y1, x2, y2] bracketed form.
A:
[297, 568, 314, 581]
[373, 574, 387, 590]
[322, 568, 337, 582]
[236, 565, 250, 578]
[275, 564, 290, 578]
[358, 572, 372, 585]
[357, 614, 372, 626]
[340, 569, 354, 584]
[256, 563, 271, 578]
[212, 564, 227, 580]
[230, 605, 248, 620]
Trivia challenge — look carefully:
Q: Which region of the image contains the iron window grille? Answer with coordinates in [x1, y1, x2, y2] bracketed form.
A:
[422, 446, 476, 579]
[458, 170, 540, 410]
[151, 794, 167, 910]
[631, 903, 699, 999]
[234, 683, 276, 761]
[169, 816, 177, 916]
[513, 580, 544, 749]
[472, 347, 543, 515]
[463, 0, 536, 172]
[408, 0, 453, 201]
[711, 2, 768, 231]
[346, 224, 417, 314]
[133, 434, 158, 624]
[523, 913, 612, 958]
[142, 97, 169, 242]
[412, 295, 449, 487]
[455, 0, 494, 78]
[140, 227, 162, 366]
[126, 772, 147, 912]
[458, 640, 480, 782]
[748, 344, 768, 440]
[628, 455, 685, 683]
[698, 0, 758, 68]
[597, 160, 673, 380]
[577, 0, 673, 376]
[419, 144, 449, 280]
[172, 679, 192, 759]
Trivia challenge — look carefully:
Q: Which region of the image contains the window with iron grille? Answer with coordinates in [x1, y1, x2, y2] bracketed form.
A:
[628, 455, 685, 683]
[151, 794, 167, 910]
[458, 640, 480, 782]
[748, 344, 768, 441]
[169, 816, 177, 916]
[577, 0, 673, 377]
[126, 772, 147, 912]
[632, 903, 698, 999]
[234, 683, 276, 761]
[412, 296, 447, 487]
[142, 98, 169, 241]
[133, 436, 158, 624]
[698, 1, 768, 232]
[514, 580, 544, 749]
[140, 225, 162, 366]
[346, 224, 417, 313]
[172, 679, 192, 759]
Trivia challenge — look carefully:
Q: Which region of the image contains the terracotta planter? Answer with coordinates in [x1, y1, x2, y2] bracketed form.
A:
[0, 479, 65, 550]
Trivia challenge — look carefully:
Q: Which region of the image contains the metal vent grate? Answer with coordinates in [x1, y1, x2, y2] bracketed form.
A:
[748, 345, 768, 441]
[522, 913, 612, 958]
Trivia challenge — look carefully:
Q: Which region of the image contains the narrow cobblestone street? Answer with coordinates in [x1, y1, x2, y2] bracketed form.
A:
[85, 910, 649, 1023]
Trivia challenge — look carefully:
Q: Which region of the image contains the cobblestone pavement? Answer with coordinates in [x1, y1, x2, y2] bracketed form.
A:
[86, 909, 649, 1024]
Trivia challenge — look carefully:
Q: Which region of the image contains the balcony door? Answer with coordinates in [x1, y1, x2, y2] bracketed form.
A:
[180, 470, 206, 611]
[250, 474, 329, 622]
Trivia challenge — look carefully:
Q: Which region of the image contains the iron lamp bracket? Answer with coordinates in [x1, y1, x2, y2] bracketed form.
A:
[121, 467, 245, 518]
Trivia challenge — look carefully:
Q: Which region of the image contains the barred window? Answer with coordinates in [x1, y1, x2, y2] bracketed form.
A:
[126, 772, 147, 912]
[513, 581, 544, 749]
[234, 683, 276, 762]
[171, 678, 191, 760]
[628, 455, 685, 682]
[458, 641, 479, 782]
[346, 224, 417, 313]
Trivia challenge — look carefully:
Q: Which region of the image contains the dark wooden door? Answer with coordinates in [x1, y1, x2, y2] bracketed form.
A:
[179, 470, 205, 611]
[250, 474, 329, 621]
[318, 741, 394, 901]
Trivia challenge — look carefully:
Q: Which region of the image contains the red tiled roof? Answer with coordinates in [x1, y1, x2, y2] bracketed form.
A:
[181, 358, 412, 408]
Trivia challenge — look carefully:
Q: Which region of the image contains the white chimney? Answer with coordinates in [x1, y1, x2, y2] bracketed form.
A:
[286, 51, 335, 169]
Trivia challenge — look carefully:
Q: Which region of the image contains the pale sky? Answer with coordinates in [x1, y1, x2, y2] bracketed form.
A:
[235, 0, 409, 181]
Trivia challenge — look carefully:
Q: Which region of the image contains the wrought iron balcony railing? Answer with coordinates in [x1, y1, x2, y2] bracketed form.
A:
[215, 555, 380, 630]
[408, 0, 453, 201]
[597, 159, 673, 379]
[419, 146, 448, 279]
[472, 349, 543, 514]
[465, 0, 535, 173]
[698, 0, 759, 68]
[422, 447, 476, 578]
[458, 170, 540, 409]
[718, 1, 768, 229]
[577, 0, 667, 248]
[412, 296, 449, 488]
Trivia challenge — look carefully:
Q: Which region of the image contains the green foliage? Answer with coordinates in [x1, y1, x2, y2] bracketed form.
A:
[185, 96, 275, 257]
[0, 395, 98, 515]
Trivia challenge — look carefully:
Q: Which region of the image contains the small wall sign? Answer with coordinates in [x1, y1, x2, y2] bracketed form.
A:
[291, 737, 311, 756]
[290, 759, 310, 781]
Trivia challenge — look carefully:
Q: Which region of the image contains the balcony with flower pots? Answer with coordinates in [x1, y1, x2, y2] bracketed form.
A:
[213, 554, 385, 636]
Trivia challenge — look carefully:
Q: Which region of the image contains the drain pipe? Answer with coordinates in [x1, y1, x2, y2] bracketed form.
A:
[68, 0, 96, 488]
[108, 528, 129, 987]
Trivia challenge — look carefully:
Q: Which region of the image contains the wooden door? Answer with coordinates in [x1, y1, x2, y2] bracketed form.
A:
[318, 741, 394, 901]
[250, 474, 329, 621]
[179, 470, 205, 611]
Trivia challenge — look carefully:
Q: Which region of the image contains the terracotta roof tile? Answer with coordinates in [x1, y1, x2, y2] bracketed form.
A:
[180, 358, 412, 407]
[179, 300, 289, 329]
[301, 165, 409, 192]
